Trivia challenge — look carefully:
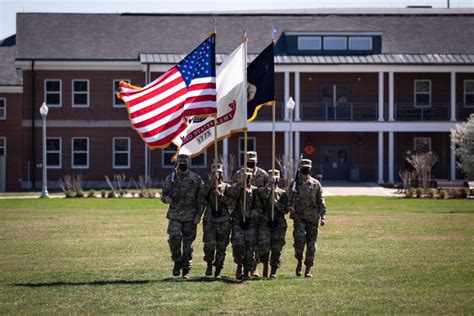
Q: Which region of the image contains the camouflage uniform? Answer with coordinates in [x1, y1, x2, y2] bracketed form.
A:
[288, 159, 327, 278]
[197, 163, 234, 278]
[258, 169, 288, 278]
[161, 154, 203, 278]
[227, 171, 263, 280]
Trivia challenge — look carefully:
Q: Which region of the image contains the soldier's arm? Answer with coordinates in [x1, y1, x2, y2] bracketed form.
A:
[316, 183, 327, 222]
[221, 185, 236, 213]
[257, 182, 273, 200]
[276, 191, 289, 214]
[161, 175, 172, 204]
[196, 182, 211, 220]
[226, 182, 242, 199]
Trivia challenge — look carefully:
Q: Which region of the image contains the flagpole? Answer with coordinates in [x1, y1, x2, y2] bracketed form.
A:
[242, 32, 248, 225]
[212, 17, 219, 213]
[271, 27, 276, 224]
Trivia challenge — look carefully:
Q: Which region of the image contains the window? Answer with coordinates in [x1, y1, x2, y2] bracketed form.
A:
[414, 137, 431, 153]
[44, 80, 62, 107]
[414, 80, 431, 107]
[349, 37, 372, 50]
[72, 80, 89, 107]
[72, 138, 89, 169]
[0, 98, 5, 120]
[464, 80, 474, 107]
[0, 137, 5, 156]
[113, 79, 130, 108]
[323, 37, 347, 50]
[162, 144, 207, 168]
[46, 137, 61, 168]
[238, 137, 256, 167]
[113, 137, 130, 169]
[298, 37, 322, 50]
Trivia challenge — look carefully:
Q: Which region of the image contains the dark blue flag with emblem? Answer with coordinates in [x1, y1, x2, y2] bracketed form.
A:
[247, 42, 275, 122]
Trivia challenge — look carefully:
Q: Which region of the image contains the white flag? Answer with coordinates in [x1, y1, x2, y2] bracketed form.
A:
[173, 42, 247, 157]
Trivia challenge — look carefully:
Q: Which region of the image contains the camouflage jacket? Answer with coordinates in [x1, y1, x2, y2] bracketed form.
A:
[288, 174, 327, 221]
[197, 179, 234, 223]
[226, 183, 263, 222]
[232, 167, 269, 188]
[161, 170, 203, 221]
[258, 184, 289, 226]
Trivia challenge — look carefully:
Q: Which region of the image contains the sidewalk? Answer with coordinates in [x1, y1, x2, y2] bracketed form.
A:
[322, 181, 402, 196]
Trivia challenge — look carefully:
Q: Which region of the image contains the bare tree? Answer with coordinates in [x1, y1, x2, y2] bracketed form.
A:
[276, 155, 298, 190]
[220, 153, 236, 182]
[406, 152, 439, 191]
[398, 169, 414, 193]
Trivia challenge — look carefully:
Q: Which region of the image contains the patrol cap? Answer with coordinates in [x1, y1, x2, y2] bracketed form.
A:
[211, 163, 224, 173]
[246, 151, 258, 162]
[176, 154, 190, 162]
[267, 169, 280, 178]
[298, 159, 312, 168]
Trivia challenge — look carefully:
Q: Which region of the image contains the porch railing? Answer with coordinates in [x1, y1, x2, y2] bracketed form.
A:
[395, 102, 449, 121]
[301, 102, 378, 121]
[253, 102, 284, 121]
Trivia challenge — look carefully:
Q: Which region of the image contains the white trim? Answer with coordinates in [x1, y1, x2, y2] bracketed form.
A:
[113, 137, 130, 169]
[323, 37, 347, 50]
[238, 136, 256, 167]
[378, 72, 384, 122]
[44, 79, 62, 108]
[295, 72, 301, 121]
[464, 79, 474, 107]
[378, 132, 384, 184]
[388, 132, 394, 184]
[71, 137, 90, 169]
[348, 36, 373, 51]
[298, 36, 322, 50]
[46, 137, 62, 169]
[71, 79, 90, 108]
[414, 79, 432, 108]
[113, 79, 130, 108]
[389, 72, 394, 121]
[284, 72, 290, 121]
[286, 31, 383, 36]
[0, 137, 5, 157]
[0, 86, 22, 93]
[413, 137, 431, 152]
[16, 60, 142, 71]
[0, 98, 5, 120]
[274, 65, 474, 73]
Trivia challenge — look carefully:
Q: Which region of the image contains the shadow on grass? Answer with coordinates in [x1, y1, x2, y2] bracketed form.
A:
[160, 276, 241, 284]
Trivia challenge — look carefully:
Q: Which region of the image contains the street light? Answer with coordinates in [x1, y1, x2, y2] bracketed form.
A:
[40, 102, 49, 198]
[286, 96, 296, 163]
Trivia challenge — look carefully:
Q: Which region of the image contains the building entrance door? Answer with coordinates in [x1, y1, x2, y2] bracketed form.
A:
[320, 145, 351, 180]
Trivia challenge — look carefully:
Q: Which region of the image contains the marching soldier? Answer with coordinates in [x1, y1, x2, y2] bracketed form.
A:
[258, 169, 288, 278]
[196, 163, 234, 278]
[288, 159, 327, 278]
[161, 154, 203, 279]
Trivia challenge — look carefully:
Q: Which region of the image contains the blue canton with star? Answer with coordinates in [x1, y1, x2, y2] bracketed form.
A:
[177, 34, 216, 87]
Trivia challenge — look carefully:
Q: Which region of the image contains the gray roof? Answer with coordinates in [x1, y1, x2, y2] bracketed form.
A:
[16, 11, 474, 63]
[0, 36, 22, 86]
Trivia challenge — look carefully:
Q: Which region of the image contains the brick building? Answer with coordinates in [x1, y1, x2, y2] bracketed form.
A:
[0, 9, 473, 191]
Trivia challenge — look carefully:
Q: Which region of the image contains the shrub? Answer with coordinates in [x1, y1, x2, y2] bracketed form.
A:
[87, 190, 95, 198]
[415, 187, 423, 198]
[101, 191, 107, 198]
[439, 190, 446, 199]
[405, 187, 414, 198]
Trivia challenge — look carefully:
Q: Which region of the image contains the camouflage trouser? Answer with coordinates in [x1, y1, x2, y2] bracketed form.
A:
[167, 219, 197, 270]
[293, 218, 319, 267]
[203, 219, 231, 268]
[258, 223, 287, 268]
[231, 219, 257, 272]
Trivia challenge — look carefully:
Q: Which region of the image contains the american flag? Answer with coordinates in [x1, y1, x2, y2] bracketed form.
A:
[118, 34, 217, 148]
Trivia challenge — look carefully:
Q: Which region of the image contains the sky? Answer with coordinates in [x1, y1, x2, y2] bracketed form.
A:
[1, 0, 473, 40]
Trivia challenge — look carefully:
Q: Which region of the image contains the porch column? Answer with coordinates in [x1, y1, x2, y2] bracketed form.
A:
[295, 72, 301, 121]
[378, 131, 384, 184]
[450, 71, 456, 122]
[450, 138, 456, 181]
[388, 131, 395, 184]
[284, 72, 290, 121]
[378, 71, 384, 121]
[223, 138, 229, 181]
[389, 72, 395, 121]
[295, 131, 301, 158]
[284, 131, 290, 179]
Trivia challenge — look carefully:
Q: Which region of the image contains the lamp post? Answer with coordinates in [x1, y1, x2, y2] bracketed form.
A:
[39, 102, 49, 198]
[286, 96, 296, 163]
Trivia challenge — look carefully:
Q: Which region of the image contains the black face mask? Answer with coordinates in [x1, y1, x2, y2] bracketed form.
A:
[247, 162, 256, 169]
[178, 163, 188, 172]
[300, 167, 311, 175]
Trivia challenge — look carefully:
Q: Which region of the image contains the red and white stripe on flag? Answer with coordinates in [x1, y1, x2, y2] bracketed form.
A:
[118, 35, 217, 149]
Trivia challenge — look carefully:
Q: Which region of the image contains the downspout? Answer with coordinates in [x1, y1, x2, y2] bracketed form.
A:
[31, 60, 36, 190]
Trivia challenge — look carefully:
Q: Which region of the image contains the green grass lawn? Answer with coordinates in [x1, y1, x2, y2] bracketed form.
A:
[0, 197, 473, 314]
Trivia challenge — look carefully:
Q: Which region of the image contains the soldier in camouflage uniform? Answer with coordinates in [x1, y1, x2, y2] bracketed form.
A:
[161, 154, 203, 279]
[257, 169, 289, 278]
[288, 159, 327, 278]
[227, 170, 263, 280]
[231, 151, 268, 277]
[196, 163, 234, 278]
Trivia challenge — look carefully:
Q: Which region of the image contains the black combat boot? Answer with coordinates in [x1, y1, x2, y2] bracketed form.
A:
[242, 268, 251, 281]
[270, 265, 278, 278]
[304, 265, 313, 278]
[262, 261, 269, 278]
[214, 266, 222, 279]
[295, 260, 303, 277]
[235, 264, 243, 280]
[205, 262, 213, 276]
[172, 261, 181, 277]
[182, 267, 191, 279]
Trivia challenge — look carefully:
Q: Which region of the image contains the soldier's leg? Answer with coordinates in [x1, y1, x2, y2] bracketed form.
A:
[270, 226, 287, 269]
[202, 220, 217, 276]
[243, 222, 257, 279]
[181, 221, 197, 276]
[231, 220, 245, 279]
[258, 222, 271, 267]
[293, 219, 306, 276]
[214, 220, 231, 269]
[167, 220, 183, 276]
[304, 220, 319, 267]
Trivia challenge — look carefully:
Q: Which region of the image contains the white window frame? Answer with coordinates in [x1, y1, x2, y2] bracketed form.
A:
[44, 79, 62, 107]
[113, 137, 130, 169]
[323, 37, 347, 50]
[298, 36, 322, 50]
[71, 137, 90, 169]
[0, 98, 5, 120]
[464, 79, 474, 107]
[414, 80, 432, 108]
[71, 79, 90, 108]
[349, 36, 372, 50]
[162, 145, 176, 168]
[46, 137, 62, 169]
[238, 137, 257, 167]
[113, 79, 130, 108]
[0, 137, 6, 156]
[414, 137, 432, 153]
